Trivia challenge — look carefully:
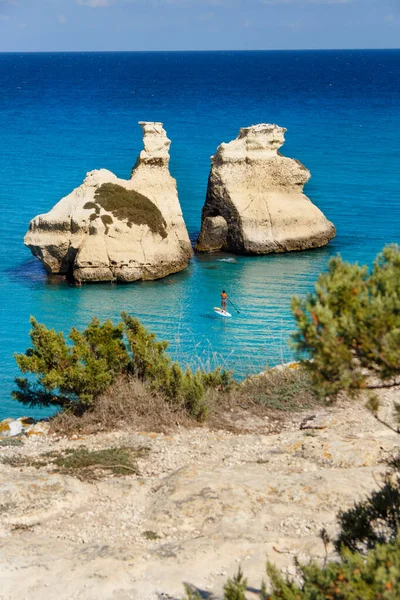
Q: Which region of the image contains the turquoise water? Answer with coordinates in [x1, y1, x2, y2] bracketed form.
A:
[1, 50, 400, 419]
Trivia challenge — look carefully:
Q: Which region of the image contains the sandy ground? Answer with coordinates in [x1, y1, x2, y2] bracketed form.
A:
[0, 389, 399, 600]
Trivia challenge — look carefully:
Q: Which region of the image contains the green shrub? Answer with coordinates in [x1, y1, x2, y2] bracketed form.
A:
[334, 472, 400, 554]
[224, 567, 248, 600]
[201, 366, 235, 391]
[122, 312, 232, 420]
[83, 201, 100, 213]
[13, 314, 233, 421]
[54, 445, 146, 477]
[181, 368, 207, 420]
[101, 214, 113, 234]
[182, 540, 400, 599]
[183, 568, 248, 600]
[264, 539, 400, 599]
[13, 317, 130, 411]
[292, 244, 400, 399]
[1, 445, 149, 480]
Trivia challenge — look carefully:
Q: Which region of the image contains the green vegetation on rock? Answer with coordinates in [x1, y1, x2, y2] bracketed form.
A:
[93, 183, 168, 238]
[100, 214, 113, 234]
[1, 445, 149, 480]
[83, 201, 100, 214]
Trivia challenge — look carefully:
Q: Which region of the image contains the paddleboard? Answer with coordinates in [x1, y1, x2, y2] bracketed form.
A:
[214, 307, 232, 318]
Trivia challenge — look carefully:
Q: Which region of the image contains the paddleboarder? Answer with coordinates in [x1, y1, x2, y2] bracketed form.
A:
[221, 290, 228, 311]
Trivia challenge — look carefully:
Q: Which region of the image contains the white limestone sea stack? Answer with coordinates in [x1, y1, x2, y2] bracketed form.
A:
[24, 122, 193, 282]
[196, 123, 336, 254]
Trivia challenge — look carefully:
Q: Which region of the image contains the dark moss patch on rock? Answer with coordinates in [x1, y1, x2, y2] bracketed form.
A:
[101, 214, 113, 234]
[84, 202, 100, 214]
[94, 183, 168, 239]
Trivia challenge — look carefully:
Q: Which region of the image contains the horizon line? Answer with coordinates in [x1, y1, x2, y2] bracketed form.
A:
[0, 47, 400, 54]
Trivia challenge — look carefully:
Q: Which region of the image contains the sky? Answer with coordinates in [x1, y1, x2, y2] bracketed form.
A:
[0, 0, 399, 52]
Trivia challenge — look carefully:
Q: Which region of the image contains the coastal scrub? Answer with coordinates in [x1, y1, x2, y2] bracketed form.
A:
[13, 313, 233, 421]
[292, 244, 400, 401]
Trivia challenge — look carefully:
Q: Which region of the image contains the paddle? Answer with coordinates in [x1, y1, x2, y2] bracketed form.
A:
[228, 297, 240, 314]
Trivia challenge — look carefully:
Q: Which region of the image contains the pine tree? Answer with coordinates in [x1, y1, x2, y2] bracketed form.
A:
[291, 244, 400, 399]
[13, 317, 129, 411]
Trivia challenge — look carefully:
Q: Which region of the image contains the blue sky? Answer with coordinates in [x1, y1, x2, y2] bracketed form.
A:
[0, 0, 399, 51]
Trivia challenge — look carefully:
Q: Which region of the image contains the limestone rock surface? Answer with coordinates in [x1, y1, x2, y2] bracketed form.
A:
[25, 122, 193, 282]
[0, 389, 399, 600]
[196, 124, 336, 254]
[0, 417, 49, 438]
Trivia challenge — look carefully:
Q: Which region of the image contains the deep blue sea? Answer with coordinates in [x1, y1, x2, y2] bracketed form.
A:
[1, 50, 399, 419]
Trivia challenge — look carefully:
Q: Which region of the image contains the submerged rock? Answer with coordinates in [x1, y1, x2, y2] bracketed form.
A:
[25, 122, 193, 282]
[196, 123, 336, 254]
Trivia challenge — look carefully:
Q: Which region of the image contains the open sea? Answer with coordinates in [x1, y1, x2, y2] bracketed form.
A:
[0, 50, 399, 420]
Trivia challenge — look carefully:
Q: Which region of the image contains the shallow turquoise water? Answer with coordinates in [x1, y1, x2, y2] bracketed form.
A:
[1, 50, 400, 419]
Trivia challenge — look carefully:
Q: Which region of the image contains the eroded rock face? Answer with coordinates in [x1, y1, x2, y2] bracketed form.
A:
[25, 122, 193, 282]
[196, 215, 228, 252]
[196, 124, 336, 254]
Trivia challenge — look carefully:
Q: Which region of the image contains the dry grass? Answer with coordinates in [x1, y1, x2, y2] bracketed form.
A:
[50, 376, 191, 436]
[240, 366, 322, 412]
[49, 366, 326, 437]
[206, 365, 326, 432]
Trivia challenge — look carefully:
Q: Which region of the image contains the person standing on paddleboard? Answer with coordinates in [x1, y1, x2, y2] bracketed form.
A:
[221, 290, 228, 311]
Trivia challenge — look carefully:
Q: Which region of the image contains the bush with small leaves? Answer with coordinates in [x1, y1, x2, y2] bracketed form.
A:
[13, 314, 233, 420]
[334, 469, 400, 554]
[264, 538, 400, 600]
[292, 244, 400, 400]
[182, 540, 400, 599]
[223, 567, 248, 600]
[122, 312, 232, 420]
[13, 317, 129, 411]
